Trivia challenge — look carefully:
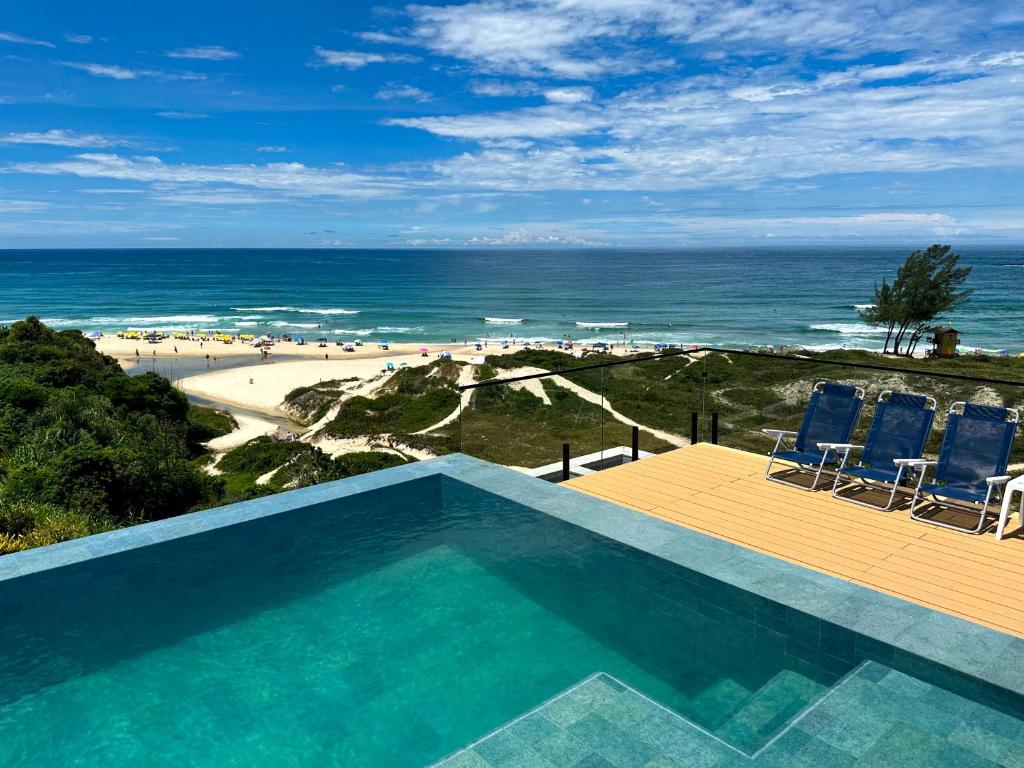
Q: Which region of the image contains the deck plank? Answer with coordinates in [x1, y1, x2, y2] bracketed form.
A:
[564, 443, 1024, 638]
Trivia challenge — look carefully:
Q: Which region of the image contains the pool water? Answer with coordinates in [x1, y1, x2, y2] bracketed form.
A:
[0, 476, 1018, 766]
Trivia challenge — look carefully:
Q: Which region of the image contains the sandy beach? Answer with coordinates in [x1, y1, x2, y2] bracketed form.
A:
[94, 334, 662, 455]
[94, 334, 646, 416]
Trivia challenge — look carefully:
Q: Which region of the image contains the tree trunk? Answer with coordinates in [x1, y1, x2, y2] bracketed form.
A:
[883, 322, 895, 354]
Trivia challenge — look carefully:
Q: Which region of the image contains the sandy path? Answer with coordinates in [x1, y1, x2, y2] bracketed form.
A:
[205, 413, 281, 452]
[413, 365, 480, 435]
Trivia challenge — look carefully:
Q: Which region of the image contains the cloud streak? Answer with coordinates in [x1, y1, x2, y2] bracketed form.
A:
[0, 30, 55, 48]
[165, 45, 240, 60]
[311, 46, 418, 69]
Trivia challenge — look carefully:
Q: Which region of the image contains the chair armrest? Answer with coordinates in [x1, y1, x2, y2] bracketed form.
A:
[817, 443, 861, 451]
[893, 458, 935, 466]
[762, 429, 797, 438]
[987, 475, 1012, 486]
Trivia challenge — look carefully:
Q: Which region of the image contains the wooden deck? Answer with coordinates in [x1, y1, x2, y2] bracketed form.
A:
[565, 444, 1024, 638]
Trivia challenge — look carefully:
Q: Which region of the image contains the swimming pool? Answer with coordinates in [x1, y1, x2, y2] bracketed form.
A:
[1, 456, 1022, 766]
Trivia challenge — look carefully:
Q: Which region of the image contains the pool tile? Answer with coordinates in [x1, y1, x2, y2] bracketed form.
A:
[822, 594, 928, 644]
[475, 729, 529, 766]
[852, 722, 946, 768]
[507, 713, 561, 747]
[531, 729, 590, 768]
[543, 692, 594, 728]
[441, 750, 493, 768]
[895, 614, 1013, 676]
[932, 743, 1006, 768]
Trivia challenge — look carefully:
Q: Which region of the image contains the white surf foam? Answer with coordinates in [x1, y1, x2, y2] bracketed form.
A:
[484, 317, 524, 324]
[233, 306, 359, 315]
[576, 321, 629, 328]
[376, 326, 421, 334]
[809, 323, 888, 335]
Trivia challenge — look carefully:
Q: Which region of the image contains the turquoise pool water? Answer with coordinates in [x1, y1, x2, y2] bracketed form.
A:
[0, 476, 1021, 766]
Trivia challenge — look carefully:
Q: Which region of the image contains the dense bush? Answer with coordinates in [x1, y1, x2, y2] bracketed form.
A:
[187, 405, 237, 444]
[0, 317, 225, 549]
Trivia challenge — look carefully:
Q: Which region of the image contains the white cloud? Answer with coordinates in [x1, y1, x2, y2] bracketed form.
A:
[311, 46, 418, 69]
[256, 145, 288, 152]
[60, 61, 138, 80]
[398, 0, 979, 79]
[0, 199, 52, 212]
[0, 129, 123, 148]
[543, 86, 594, 104]
[4, 153, 400, 199]
[165, 45, 240, 61]
[388, 104, 603, 139]
[469, 80, 538, 97]
[60, 62, 207, 81]
[463, 226, 602, 245]
[151, 188, 276, 205]
[64, 34, 93, 45]
[0, 30, 55, 48]
[156, 111, 209, 119]
[375, 84, 432, 102]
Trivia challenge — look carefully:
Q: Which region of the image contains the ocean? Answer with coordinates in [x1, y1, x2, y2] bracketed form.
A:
[1, 247, 1021, 352]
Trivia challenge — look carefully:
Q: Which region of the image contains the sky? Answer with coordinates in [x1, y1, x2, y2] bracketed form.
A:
[0, 0, 1022, 248]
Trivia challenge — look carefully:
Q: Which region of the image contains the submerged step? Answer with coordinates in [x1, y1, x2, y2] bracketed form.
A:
[687, 676, 754, 730]
[714, 669, 828, 753]
[431, 663, 1024, 767]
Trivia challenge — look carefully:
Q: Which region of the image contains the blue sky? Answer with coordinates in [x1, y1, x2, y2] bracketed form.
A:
[1, 0, 1022, 247]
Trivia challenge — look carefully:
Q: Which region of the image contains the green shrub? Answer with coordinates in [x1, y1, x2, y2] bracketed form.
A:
[187, 405, 237, 443]
[473, 364, 497, 382]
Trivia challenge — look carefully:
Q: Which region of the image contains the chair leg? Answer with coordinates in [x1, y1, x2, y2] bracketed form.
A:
[996, 489, 1018, 541]
[831, 451, 851, 499]
[881, 465, 906, 512]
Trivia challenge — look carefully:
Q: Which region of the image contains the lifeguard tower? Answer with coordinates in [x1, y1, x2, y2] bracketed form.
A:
[927, 326, 960, 358]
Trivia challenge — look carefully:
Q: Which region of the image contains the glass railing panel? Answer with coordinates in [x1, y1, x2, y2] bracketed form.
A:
[457, 365, 610, 476]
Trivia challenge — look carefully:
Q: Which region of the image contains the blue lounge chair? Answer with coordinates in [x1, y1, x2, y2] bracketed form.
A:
[907, 403, 1019, 533]
[762, 382, 865, 490]
[820, 391, 936, 511]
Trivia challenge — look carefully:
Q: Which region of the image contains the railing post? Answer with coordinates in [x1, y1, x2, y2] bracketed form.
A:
[562, 442, 571, 481]
[690, 411, 698, 444]
[711, 412, 719, 445]
[631, 426, 639, 461]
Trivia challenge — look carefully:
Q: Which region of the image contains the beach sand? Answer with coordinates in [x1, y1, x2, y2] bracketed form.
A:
[176, 353, 451, 413]
[96, 334, 646, 460]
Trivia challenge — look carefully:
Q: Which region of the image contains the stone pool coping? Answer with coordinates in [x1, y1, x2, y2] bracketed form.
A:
[2, 452, 1022, 697]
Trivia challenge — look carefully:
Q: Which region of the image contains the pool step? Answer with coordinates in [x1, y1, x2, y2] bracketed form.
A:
[689, 677, 754, 729]
[713, 669, 828, 753]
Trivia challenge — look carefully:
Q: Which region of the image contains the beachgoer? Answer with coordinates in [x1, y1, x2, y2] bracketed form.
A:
[135, 349, 139, 357]
[174, 346, 178, 353]
[249, 378, 254, 385]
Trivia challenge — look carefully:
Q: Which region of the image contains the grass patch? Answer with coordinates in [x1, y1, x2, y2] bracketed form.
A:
[324, 360, 460, 437]
[284, 378, 360, 425]
[187, 404, 237, 441]
[457, 380, 671, 467]
[473, 363, 498, 382]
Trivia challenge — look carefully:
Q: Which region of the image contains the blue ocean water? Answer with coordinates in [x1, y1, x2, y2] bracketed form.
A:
[0, 247, 1021, 351]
